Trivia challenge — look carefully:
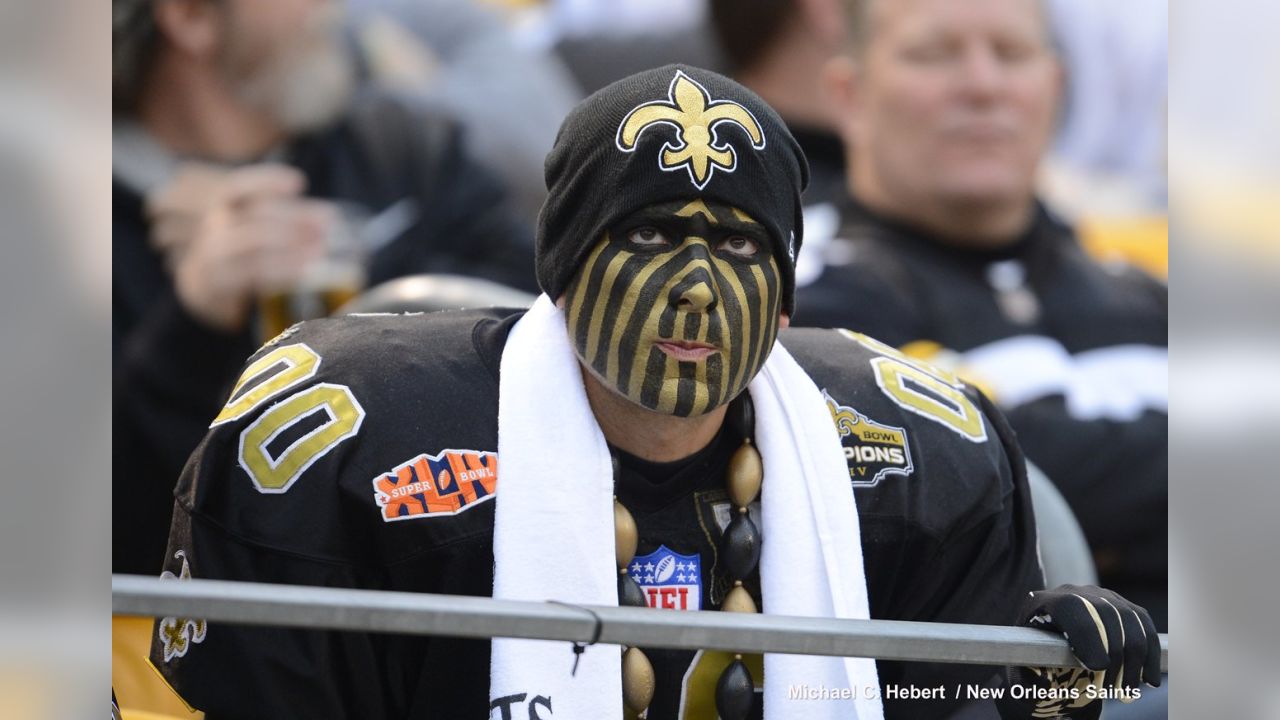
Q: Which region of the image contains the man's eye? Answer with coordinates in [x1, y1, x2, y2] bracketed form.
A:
[627, 227, 669, 246]
[719, 235, 759, 258]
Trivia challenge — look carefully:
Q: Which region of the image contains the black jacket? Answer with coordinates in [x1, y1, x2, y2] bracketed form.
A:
[795, 197, 1167, 624]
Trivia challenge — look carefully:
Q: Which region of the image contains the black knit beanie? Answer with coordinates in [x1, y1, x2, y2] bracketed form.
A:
[536, 64, 810, 314]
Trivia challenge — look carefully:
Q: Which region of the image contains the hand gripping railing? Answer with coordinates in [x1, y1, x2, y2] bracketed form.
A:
[112, 574, 1168, 672]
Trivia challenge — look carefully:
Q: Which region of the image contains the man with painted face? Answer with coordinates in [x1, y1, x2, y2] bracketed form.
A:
[149, 66, 1161, 720]
[564, 199, 782, 420]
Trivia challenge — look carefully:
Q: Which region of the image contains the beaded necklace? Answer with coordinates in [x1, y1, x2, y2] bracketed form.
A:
[612, 394, 763, 720]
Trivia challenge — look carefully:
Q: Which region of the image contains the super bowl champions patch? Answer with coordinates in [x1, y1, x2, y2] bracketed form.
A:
[372, 449, 497, 521]
[823, 390, 915, 486]
[628, 545, 703, 610]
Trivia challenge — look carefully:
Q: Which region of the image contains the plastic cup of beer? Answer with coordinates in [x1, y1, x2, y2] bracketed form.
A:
[257, 202, 368, 343]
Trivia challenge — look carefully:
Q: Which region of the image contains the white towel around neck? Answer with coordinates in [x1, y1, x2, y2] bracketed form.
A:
[491, 295, 882, 719]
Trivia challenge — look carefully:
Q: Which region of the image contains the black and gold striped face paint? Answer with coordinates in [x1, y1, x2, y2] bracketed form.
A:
[563, 199, 783, 417]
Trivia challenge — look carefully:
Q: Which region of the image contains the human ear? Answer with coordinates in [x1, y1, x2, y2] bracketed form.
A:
[823, 55, 863, 144]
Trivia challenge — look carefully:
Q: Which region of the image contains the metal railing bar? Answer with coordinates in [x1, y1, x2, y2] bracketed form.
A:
[113, 575, 1168, 672]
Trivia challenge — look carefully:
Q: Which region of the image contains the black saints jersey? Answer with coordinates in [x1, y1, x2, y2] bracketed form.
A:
[150, 309, 1043, 719]
[795, 198, 1168, 625]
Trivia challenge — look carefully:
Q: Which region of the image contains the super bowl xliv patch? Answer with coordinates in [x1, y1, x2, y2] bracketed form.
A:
[823, 390, 915, 487]
[628, 545, 702, 610]
[372, 449, 497, 521]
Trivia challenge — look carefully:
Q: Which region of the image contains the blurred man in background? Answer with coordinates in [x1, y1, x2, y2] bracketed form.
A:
[709, 0, 849, 208]
[795, 0, 1168, 628]
[112, 0, 536, 578]
[113, 1, 539, 713]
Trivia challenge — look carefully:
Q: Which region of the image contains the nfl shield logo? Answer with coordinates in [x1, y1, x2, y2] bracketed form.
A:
[628, 545, 702, 611]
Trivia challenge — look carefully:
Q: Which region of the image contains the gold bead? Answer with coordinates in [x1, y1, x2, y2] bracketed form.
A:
[727, 442, 763, 508]
[615, 499, 638, 568]
[722, 584, 758, 614]
[622, 646, 655, 713]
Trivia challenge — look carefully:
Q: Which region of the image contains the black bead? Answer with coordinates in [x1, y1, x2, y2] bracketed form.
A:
[618, 572, 648, 608]
[715, 658, 755, 720]
[721, 512, 762, 581]
[728, 393, 755, 442]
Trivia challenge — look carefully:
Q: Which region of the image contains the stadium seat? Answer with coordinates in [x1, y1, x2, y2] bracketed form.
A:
[1025, 461, 1099, 587]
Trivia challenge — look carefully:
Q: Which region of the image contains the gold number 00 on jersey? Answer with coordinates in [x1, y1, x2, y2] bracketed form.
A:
[839, 330, 987, 443]
[213, 344, 366, 493]
[239, 383, 365, 493]
[212, 344, 321, 426]
[870, 357, 986, 442]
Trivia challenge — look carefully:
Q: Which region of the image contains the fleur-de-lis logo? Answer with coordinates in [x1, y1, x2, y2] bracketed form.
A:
[616, 70, 766, 190]
[824, 390, 862, 437]
[157, 550, 207, 662]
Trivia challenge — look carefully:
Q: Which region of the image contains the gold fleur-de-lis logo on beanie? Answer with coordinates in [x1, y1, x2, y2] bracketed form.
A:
[616, 70, 767, 190]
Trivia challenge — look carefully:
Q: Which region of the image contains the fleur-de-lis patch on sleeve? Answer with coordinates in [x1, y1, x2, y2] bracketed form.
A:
[157, 550, 208, 662]
[616, 70, 767, 189]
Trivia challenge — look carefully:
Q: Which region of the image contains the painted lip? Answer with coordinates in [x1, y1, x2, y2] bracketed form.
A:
[655, 339, 719, 361]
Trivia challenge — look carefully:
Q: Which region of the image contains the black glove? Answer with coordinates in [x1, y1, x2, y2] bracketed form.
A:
[997, 584, 1162, 719]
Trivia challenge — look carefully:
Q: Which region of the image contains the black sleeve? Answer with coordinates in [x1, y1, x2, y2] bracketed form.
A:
[414, 119, 538, 293]
[145, 324, 411, 719]
[151, 505, 408, 719]
[145, 312, 509, 719]
[876, 391, 1045, 720]
[112, 290, 254, 575]
[360, 103, 539, 294]
[1003, 401, 1167, 608]
[793, 249, 929, 344]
